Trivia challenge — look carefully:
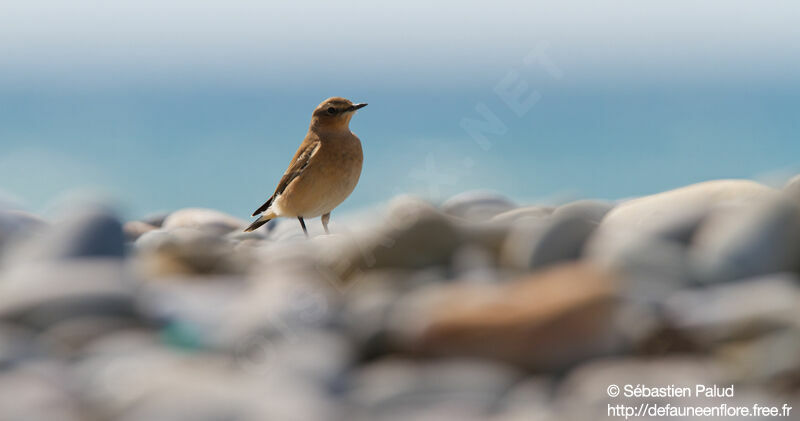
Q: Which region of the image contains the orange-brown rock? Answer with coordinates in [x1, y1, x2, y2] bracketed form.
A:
[402, 263, 620, 370]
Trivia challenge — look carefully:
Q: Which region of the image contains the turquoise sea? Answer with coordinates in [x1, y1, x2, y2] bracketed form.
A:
[1, 82, 799, 219]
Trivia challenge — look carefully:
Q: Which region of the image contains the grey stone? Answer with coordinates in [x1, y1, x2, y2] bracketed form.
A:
[77, 329, 161, 357]
[319, 197, 462, 281]
[494, 378, 555, 420]
[337, 271, 414, 357]
[135, 278, 247, 348]
[718, 329, 800, 387]
[346, 358, 521, 415]
[783, 174, 800, 203]
[451, 244, 498, 281]
[585, 229, 694, 298]
[39, 315, 143, 355]
[458, 222, 513, 261]
[498, 200, 614, 271]
[490, 205, 554, 224]
[133, 228, 173, 250]
[552, 199, 615, 224]
[0, 362, 85, 421]
[598, 201, 709, 247]
[223, 269, 338, 345]
[134, 228, 248, 277]
[645, 206, 709, 244]
[0, 260, 136, 328]
[232, 330, 352, 384]
[123, 220, 158, 242]
[162, 208, 247, 236]
[0, 210, 46, 254]
[226, 230, 268, 242]
[663, 274, 800, 348]
[692, 197, 800, 283]
[0, 323, 40, 366]
[600, 179, 782, 235]
[442, 191, 516, 221]
[141, 211, 170, 228]
[10, 206, 124, 261]
[501, 213, 597, 270]
[75, 346, 337, 421]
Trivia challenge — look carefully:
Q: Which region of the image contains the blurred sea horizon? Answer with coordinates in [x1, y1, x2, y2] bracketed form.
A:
[2, 84, 798, 220]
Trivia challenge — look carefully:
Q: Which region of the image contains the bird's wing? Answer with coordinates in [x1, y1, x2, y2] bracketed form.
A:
[251, 140, 320, 216]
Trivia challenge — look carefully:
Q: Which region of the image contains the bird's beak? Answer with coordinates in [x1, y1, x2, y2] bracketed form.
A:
[350, 103, 367, 111]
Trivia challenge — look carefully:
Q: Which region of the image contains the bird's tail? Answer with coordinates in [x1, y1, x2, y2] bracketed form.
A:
[244, 214, 273, 232]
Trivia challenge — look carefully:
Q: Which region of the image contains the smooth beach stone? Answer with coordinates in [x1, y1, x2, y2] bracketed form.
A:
[500, 213, 598, 270]
[783, 174, 800, 202]
[75, 347, 336, 421]
[334, 270, 422, 358]
[585, 229, 694, 297]
[352, 405, 490, 421]
[134, 278, 247, 347]
[717, 329, 800, 387]
[77, 330, 163, 359]
[691, 196, 800, 283]
[495, 379, 556, 421]
[39, 315, 143, 355]
[140, 211, 170, 228]
[0, 260, 136, 328]
[162, 208, 247, 236]
[441, 191, 517, 221]
[594, 201, 709, 250]
[0, 362, 85, 421]
[490, 205, 554, 224]
[10, 206, 124, 261]
[455, 222, 512, 262]
[0, 323, 41, 366]
[551, 199, 615, 224]
[663, 274, 800, 348]
[123, 220, 158, 242]
[643, 206, 710, 244]
[235, 330, 352, 383]
[346, 357, 521, 415]
[221, 271, 339, 347]
[226, 230, 268, 242]
[0, 209, 47, 249]
[0, 209, 46, 231]
[134, 227, 247, 277]
[133, 228, 173, 249]
[450, 244, 498, 281]
[118, 385, 337, 421]
[116, 396, 307, 421]
[321, 197, 462, 280]
[388, 262, 620, 370]
[600, 179, 782, 234]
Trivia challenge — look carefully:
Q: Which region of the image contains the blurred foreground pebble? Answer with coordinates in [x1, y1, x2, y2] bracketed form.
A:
[2, 178, 800, 419]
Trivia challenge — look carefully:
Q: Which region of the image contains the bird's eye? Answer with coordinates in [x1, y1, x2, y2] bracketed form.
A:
[326, 107, 336, 115]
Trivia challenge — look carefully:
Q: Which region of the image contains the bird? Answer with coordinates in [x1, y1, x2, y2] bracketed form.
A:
[244, 97, 366, 236]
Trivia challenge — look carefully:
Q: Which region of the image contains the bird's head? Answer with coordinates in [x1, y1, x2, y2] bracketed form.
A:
[311, 97, 367, 130]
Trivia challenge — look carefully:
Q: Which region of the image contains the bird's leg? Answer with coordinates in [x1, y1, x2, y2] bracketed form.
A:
[321, 213, 331, 234]
[297, 217, 309, 237]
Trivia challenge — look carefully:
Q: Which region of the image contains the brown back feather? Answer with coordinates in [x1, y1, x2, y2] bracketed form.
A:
[251, 139, 320, 216]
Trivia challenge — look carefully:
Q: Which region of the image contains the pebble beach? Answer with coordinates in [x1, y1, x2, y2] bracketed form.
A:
[3, 176, 800, 419]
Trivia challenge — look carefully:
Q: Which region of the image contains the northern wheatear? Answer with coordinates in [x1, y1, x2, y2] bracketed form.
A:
[244, 97, 366, 236]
